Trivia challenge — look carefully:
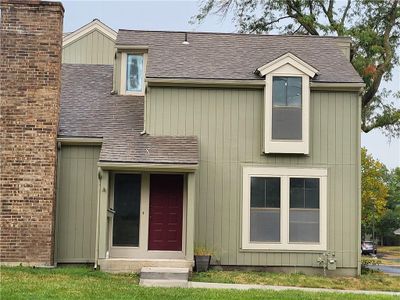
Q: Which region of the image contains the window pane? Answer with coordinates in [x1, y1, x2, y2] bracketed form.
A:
[272, 76, 302, 140]
[272, 107, 302, 140]
[250, 177, 280, 242]
[272, 77, 287, 106]
[287, 77, 302, 107]
[290, 178, 320, 208]
[289, 209, 319, 243]
[250, 177, 266, 208]
[305, 178, 319, 208]
[126, 54, 143, 92]
[289, 177, 320, 243]
[251, 177, 280, 208]
[290, 178, 305, 208]
[250, 209, 280, 242]
[113, 174, 141, 246]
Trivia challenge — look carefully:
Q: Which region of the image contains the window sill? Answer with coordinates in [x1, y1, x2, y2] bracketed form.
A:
[240, 246, 327, 253]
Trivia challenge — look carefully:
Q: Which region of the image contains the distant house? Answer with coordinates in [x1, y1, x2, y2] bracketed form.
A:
[394, 229, 400, 235]
[1, 2, 364, 277]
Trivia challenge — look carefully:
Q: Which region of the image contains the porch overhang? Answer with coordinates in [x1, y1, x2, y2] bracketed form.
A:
[97, 161, 198, 172]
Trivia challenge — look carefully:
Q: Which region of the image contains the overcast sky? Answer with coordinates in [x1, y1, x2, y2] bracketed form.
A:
[62, 1, 400, 169]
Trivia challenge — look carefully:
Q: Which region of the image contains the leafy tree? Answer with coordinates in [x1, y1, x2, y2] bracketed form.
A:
[386, 167, 400, 210]
[376, 209, 400, 245]
[361, 147, 388, 238]
[193, 0, 400, 137]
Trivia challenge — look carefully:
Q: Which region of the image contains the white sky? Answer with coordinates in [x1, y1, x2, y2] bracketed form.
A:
[61, 1, 400, 169]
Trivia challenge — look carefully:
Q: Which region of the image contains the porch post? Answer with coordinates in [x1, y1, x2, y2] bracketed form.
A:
[98, 169, 109, 259]
[186, 172, 196, 262]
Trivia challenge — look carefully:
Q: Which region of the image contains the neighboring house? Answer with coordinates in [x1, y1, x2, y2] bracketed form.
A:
[1, 1, 363, 276]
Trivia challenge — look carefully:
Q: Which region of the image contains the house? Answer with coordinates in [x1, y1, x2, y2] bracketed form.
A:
[1, 1, 363, 276]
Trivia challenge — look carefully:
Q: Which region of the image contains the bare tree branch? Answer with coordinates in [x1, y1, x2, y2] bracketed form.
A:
[340, 0, 352, 27]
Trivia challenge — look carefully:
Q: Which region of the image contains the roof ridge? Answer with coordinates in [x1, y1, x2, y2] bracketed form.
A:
[117, 28, 351, 40]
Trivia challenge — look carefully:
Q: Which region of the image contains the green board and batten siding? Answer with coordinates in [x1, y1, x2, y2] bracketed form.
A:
[55, 145, 101, 263]
[146, 87, 360, 270]
[62, 30, 115, 65]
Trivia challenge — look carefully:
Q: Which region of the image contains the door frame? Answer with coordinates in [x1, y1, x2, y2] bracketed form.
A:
[108, 171, 187, 259]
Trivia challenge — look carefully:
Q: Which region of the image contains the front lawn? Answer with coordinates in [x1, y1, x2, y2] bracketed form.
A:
[191, 269, 400, 292]
[1, 266, 397, 299]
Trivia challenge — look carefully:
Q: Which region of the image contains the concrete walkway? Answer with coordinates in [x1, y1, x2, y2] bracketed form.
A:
[188, 281, 400, 296]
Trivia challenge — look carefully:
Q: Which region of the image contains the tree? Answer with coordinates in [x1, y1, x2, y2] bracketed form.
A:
[387, 167, 400, 210]
[193, 0, 400, 137]
[361, 147, 388, 238]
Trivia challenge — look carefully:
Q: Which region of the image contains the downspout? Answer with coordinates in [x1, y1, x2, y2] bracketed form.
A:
[140, 82, 148, 135]
[94, 167, 102, 270]
[52, 142, 62, 268]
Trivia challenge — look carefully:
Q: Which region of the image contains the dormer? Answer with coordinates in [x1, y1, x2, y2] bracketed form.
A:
[114, 45, 148, 96]
[257, 53, 319, 155]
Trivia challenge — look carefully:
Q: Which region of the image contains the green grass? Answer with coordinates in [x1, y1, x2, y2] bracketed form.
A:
[191, 270, 400, 292]
[378, 246, 400, 265]
[1, 266, 397, 300]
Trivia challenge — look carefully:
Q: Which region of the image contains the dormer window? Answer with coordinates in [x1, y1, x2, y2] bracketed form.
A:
[272, 76, 302, 140]
[120, 52, 146, 95]
[126, 54, 144, 92]
[258, 53, 318, 154]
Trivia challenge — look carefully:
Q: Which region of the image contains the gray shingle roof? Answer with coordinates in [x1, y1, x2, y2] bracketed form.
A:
[116, 30, 362, 83]
[60, 64, 198, 165]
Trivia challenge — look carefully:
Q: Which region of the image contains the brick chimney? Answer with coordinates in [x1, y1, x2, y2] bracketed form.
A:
[0, 0, 64, 266]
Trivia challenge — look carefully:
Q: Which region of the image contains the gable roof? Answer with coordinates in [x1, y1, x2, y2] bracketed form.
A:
[257, 52, 319, 77]
[116, 30, 362, 83]
[60, 64, 198, 165]
[63, 19, 117, 47]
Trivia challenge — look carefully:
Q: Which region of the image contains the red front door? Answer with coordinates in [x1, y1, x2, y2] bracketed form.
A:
[148, 174, 183, 251]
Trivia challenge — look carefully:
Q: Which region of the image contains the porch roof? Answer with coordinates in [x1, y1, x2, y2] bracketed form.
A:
[59, 64, 199, 165]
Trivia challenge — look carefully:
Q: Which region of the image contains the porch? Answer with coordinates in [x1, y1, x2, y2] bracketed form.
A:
[96, 166, 196, 273]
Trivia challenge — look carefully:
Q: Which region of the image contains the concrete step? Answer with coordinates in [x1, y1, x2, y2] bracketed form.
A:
[139, 279, 188, 288]
[98, 258, 193, 273]
[140, 267, 190, 281]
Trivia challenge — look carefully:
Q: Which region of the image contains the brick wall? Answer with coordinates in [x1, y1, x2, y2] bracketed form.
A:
[0, 0, 64, 265]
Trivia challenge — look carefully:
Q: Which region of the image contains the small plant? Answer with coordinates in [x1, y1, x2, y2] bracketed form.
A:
[194, 246, 214, 256]
[361, 256, 382, 274]
[361, 257, 381, 266]
[194, 246, 214, 272]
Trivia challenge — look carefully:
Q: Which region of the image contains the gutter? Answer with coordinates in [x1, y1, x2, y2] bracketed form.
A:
[97, 161, 198, 172]
[146, 78, 365, 92]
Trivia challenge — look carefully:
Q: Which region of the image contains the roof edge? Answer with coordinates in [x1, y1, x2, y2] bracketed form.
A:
[98, 161, 198, 172]
[63, 19, 117, 47]
[147, 77, 365, 91]
[257, 52, 319, 77]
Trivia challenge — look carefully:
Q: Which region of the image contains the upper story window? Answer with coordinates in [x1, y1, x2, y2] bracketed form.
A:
[126, 54, 144, 92]
[257, 53, 318, 154]
[272, 76, 302, 140]
[119, 52, 146, 96]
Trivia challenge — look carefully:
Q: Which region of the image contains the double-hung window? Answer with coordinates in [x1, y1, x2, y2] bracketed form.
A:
[242, 166, 327, 251]
[272, 76, 302, 140]
[258, 53, 318, 154]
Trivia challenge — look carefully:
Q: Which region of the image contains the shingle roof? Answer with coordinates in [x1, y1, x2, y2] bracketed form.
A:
[60, 64, 198, 165]
[116, 30, 362, 83]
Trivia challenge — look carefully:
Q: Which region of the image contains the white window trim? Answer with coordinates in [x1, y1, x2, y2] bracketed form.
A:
[120, 52, 147, 96]
[259, 53, 319, 155]
[242, 166, 327, 251]
[264, 70, 310, 154]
